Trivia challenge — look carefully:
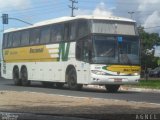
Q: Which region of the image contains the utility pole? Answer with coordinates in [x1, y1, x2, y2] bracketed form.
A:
[69, 0, 78, 17]
[128, 11, 135, 19]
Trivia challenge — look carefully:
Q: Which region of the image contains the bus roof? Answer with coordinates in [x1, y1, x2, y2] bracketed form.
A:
[4, 15, 136, 33]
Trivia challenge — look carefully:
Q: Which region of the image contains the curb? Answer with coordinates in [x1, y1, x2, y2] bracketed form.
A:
[121, 87, 160, 93]
[86, 85, 160, 93]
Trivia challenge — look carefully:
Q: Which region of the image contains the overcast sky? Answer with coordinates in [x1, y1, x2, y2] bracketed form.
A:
[0, 0, 160, 34]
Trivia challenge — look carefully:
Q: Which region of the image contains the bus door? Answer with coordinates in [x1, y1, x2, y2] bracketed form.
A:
[76, 38, 90, 84]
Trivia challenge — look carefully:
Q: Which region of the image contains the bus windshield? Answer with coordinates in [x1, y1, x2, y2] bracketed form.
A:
[92, 35, 140, 65]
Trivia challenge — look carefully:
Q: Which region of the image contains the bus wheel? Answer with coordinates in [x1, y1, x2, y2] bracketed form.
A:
[55, 83, 64, 88]
[42, 82, 54, 88]
[21, 67, 30, 86]
[105, 85, 120, 93]
[13, 67, 21, 86]
[68, 68, 83, 90]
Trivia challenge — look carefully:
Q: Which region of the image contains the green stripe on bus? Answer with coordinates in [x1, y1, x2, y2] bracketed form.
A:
[59, 42, 70, 61]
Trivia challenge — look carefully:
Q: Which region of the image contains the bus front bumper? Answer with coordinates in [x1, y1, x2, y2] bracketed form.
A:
[90, 74, 140, 85]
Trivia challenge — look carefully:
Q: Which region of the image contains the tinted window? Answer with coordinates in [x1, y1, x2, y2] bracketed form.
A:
[64, 21, 77, 41]
[78, 20, 89, 38]
[51, 24, 63, 43]
[92, 20, 136, 35]
[8, 33, 13, 47]
[12, 32, 21, 47]
[76, 40, 82, 60]
[64, 23, 69, 41]
[40, 26, 51, 44]
[3, 34, 8, 48]
[30, 28, 40, 45]
[21, 30, 30, 46]
[70, 21, 77, 41]
[76, 38, 89, 62]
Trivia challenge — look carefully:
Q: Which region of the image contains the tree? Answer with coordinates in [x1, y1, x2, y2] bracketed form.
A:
[138, 26, 160, 70]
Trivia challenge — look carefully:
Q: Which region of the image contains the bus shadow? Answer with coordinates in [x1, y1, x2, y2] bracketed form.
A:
[81, 87, 139, 94]
[30, 84, 139, 94]
[4, 80, 139, 94]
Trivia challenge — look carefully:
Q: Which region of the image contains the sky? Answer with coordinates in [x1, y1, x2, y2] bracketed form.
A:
[0, 0, 160, 36]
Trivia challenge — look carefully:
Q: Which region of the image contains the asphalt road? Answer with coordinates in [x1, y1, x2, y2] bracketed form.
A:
[0, 77, 160, 104]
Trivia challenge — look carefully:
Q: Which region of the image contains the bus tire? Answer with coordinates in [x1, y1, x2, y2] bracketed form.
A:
[21, 67, 30, 86]
[68, 68, 83, 90]
[105, 85, 120, 93]
[13, 67, 21, 86]
[42, 82, 54, 88]
[55, 83, 64, 88]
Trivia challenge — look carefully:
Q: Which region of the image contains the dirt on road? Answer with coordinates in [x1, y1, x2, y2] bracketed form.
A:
[0, 91, 160, 119]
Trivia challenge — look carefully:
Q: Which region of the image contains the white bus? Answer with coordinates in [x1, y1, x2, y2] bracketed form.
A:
[1, 15, 141, 92]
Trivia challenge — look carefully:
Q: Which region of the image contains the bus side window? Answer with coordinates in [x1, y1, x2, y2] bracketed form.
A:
[76, 40, 82, 60]
[8, 33, 13, 47]
[30, 28, 40, 45]
[77, 20, 89, 39]
[12, 32, 21, 47]
[3, 34, 8, 48]
[83, 40, 89, 62]
[64, 23, 69, 41]
[40, 26, 51, 44]
[69, 21, 77, 41]
[51, 24, 63, 43]
[76, 38, 89, 62]
[21, 30, 29, 46]
[64, 21, 77, 42]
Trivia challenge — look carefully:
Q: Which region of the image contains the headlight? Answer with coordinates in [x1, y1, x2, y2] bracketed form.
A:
[132, 73, 140, 76]
[91, 70, 106, 75]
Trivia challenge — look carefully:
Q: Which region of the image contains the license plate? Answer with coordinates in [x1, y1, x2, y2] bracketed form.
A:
[114, 78, 122, 82]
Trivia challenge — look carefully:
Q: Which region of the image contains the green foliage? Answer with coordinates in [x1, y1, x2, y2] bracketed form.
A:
[138, 27, 160, 70]
[138, 80, 160, 89]
[125, 80, 160, 89]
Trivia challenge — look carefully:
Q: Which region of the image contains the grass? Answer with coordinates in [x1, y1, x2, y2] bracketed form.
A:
[132, 80, 160, 89]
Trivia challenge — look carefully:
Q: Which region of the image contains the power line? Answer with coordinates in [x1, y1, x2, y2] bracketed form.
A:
[18, 8, 67, 19]
[68, 0, 78, 17]
[79, 0, 155, 5]
[144, 26, 160, 29]
[4, 8, 67, 27]
[1, 0, 159, 31]
[11, 5, 67, 16]
[20, 8, 67, 20]
[0, 1, 158, 18]
[0, 1, 66, 13]
[1, 2, 67, 15]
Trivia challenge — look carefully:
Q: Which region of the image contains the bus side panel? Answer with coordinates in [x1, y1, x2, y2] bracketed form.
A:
[1, 62, 13, 79]
[1, 42, 91, 84]
[76, 61, 90, 84]
[61, 42, 90, 84]
[28, 62, 62, 82]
